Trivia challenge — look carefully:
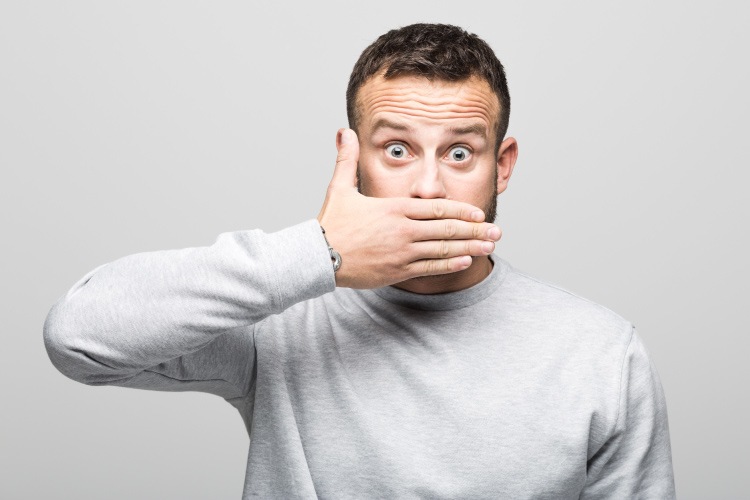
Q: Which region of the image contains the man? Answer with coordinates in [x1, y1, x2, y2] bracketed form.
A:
[44, 23, 676, 498]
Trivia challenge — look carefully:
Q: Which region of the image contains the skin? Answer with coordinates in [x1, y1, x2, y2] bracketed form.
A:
[355, 74, 519, 294]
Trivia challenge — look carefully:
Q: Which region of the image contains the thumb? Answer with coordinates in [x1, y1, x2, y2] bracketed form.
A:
[330, 128, 360, 189]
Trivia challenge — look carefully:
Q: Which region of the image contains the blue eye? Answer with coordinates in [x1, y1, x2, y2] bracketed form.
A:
[386, 143, 407, 159]
[449, 146, 471, 162]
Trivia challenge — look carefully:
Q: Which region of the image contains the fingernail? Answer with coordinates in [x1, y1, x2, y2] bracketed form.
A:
[488, 226, 501, 240]
[482, 241, 494, 253]
[471, 210, 484, 222]
[340, 129, 352, 144]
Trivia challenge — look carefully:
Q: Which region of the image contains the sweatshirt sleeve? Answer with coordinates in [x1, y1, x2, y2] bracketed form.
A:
[581, 326, 677, 499]
[43, 219, 336, 400]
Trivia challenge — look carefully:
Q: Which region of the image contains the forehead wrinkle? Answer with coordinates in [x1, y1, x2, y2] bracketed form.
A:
[361, 78, 497, 106]
[364, 84, 494, 99]
[356, 75, 500, 135]
[367, 96, 494, 114]
[369, 108, 492, 126]
[367, 103, 494, 128]
[363, 91, 496, 114]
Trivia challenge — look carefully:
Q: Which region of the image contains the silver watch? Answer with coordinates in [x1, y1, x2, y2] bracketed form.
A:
[320, 226, 342, 273]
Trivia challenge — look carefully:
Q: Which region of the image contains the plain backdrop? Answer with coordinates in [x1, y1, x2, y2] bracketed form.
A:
[2, 1, 748, 498]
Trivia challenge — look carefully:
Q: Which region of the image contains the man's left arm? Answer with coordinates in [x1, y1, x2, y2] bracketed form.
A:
[581, 326, 677, 499]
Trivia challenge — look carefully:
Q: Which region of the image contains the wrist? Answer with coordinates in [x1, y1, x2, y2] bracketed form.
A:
[320, 226, 342, 273]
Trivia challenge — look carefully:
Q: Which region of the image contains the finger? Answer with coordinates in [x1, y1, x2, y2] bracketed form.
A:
[329, 128, 360, 189]
[404, 255, 474, 277]
[401, 198, 485, 222]
[409, 220, 502, 242]
[409, 239, 495, 260]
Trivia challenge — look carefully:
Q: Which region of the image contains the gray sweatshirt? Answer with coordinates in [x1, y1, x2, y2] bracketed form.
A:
[44, 219, 676, 499]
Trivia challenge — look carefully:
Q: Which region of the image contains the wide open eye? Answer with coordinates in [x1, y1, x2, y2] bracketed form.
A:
[385, 143, 407, 159]
[449, 146, 471, 162]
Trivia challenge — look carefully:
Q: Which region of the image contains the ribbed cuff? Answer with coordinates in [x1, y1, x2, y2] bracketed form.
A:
[260, 219, 337, 311]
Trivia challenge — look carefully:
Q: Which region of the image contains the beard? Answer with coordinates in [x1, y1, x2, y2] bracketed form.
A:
[357, 166, 498, 223]
[483, 169, 498, 223]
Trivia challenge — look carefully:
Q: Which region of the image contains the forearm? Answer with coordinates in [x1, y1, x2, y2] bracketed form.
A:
[43, 219, 335, 386]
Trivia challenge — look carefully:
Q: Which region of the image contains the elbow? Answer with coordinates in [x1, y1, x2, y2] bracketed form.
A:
[43, 300, 120, 386]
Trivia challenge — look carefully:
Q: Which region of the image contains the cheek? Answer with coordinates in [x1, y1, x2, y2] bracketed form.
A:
[359, 170, 410, 198]
[357, 163, 391, 198]
[357, 153, 410, 198]
[442, 166, 498, 202]
[355, 149, 379, 195]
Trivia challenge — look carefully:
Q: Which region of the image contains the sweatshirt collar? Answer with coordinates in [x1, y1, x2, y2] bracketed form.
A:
[367, 254, 509, 311]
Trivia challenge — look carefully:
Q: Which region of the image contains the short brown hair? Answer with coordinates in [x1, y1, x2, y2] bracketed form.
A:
[346, 23, 511, 151]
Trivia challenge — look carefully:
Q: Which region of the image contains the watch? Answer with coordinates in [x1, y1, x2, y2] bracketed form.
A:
[320, 226, 342, 273]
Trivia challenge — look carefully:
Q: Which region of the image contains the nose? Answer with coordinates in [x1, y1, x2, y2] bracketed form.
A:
[409, 159, 447, 199]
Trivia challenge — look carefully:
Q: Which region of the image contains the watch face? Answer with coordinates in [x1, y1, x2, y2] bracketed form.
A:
[331, 249, 342, 272]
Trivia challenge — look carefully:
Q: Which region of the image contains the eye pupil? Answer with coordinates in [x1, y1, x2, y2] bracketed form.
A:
[390, 146, 404, 158]
[453, 149, 465, 160]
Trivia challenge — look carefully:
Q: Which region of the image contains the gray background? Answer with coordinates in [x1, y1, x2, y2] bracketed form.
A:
[2, 1, 748, 498]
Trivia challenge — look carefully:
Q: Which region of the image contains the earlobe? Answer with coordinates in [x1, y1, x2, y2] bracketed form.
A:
[496, 137, 518, 195]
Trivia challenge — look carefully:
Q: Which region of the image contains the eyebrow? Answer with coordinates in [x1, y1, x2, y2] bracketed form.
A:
[370, 118, 488, 140]
[447, 123, 488, 139]
[371, 118, 414, 134]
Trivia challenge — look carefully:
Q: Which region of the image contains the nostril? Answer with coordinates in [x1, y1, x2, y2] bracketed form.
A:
[410, 180, 448, 200]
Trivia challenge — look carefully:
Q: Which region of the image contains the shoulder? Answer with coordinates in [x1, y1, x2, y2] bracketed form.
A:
[497, 259, 635, 351]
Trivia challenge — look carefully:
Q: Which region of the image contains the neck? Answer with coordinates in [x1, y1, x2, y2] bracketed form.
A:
[392, 256, 494, 295]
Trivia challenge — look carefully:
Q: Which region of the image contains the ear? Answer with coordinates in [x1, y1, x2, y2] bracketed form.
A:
[496, 137, 518, 195]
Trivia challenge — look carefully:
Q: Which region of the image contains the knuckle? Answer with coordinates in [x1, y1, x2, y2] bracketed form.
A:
[424, 259, 438, 275]
[386, 203, 401, 217]
[432, 200, 445, 219]
[443, 258, 453, 273]
[444, 221, 456, 238]
[438, 240, 449, 258]
[397, 221, 414, 240]
[401, 263, 413, 280]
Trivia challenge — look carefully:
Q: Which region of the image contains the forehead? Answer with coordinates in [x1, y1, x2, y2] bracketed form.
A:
[356, 74, 499, 134]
